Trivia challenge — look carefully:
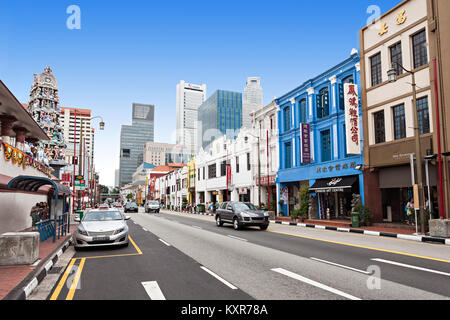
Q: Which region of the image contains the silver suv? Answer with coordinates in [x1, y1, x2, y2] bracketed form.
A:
[145, 201, 160, 213]
[216, 202, 270, 231]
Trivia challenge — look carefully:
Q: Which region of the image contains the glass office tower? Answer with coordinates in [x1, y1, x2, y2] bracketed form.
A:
[197, 90, 242, 151]
[119, 103, 155, 187]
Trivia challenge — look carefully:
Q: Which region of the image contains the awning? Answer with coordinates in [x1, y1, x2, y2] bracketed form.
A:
[7, 176, 72, 200]
[309, 176, 358, 193]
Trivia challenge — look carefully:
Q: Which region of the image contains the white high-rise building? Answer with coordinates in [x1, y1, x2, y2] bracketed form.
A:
[242, 77, 263, 129]
[176, 80, 206, 153]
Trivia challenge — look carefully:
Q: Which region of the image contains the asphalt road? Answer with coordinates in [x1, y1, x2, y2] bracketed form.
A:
[47, 208, 450, 300]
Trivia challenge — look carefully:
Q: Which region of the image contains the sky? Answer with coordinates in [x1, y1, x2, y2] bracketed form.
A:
[0, 0, 401, 187]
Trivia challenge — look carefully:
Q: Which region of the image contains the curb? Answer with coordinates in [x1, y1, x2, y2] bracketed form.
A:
[270, 220, 450, 246]
[3, 237, 72, 300]
[166, 210, 215, 217]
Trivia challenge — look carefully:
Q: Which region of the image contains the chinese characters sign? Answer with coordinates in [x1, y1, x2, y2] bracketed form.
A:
[301, 123, 311, 164]
[344, 84, 361, 155]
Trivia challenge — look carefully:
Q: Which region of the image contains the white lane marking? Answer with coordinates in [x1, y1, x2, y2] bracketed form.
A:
[142, 227, 148, 232]
[141, 281, 166, 300]
[200, 266, 238, 290]
[227, 235, 248, 242]
[310, 257, 370, 275]
[371, 258, 450, 277]
[271, 268, 361, 300]
[159, 239, 171, 246]
[192, 225, 202, 229]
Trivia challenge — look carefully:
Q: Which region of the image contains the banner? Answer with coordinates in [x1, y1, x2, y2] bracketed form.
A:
[344, 83, 361, 155]
[301, 123, 311, 163]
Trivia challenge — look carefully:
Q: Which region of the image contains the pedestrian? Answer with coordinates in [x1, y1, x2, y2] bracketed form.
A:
[42, 202, 50, 220]
[406, 199, 415, 225]
[30, 203, 40, 231]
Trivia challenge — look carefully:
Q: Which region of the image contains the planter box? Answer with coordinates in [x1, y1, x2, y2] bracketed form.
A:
[0, 232, 39, 266]
[429, 219, 450, 238]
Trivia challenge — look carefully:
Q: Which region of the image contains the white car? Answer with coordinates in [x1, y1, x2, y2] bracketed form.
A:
[145, 201, 160, 213]
[73, 209, 130, 250]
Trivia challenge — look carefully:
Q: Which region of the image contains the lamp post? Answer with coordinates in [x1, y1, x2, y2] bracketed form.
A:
[77, 116, 105, 210]
[388, 62, 425, 234]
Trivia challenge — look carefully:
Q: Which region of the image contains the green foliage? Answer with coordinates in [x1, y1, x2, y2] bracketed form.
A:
[353, 203, 373, 226]
[290, 209, 300, 220]
[279, 210, 284, 216]
[270, 200, 277, 213]
[126, 193, 133, 200]
[298, 185, 310, 218]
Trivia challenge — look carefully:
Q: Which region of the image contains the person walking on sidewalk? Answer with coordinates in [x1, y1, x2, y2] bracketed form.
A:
[30, 203, 40, 231]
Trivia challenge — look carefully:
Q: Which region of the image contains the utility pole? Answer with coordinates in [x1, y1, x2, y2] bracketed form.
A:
[267, 130, 270, 212]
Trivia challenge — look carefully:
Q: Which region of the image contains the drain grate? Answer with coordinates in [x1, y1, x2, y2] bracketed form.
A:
[48, 267, 63, 274]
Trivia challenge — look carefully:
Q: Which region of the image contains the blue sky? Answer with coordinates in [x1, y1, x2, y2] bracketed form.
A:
[0, 0, 401, 186]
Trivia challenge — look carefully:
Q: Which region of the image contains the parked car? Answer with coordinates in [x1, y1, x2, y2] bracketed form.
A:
[124, 202, 139, 213]
[216, 202, 270, 231]
[99, 204, 110, 210]
[113, 202, 123, 209]
[73, 209, 130, 250]
[145, 201, 160, 213]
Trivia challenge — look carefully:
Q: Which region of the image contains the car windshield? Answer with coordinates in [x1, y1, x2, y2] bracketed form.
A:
[233, 203, 257, 212]
[127, 202, 137, 207]
[149, 201, 159, 205]
[83, 210, 123, 221]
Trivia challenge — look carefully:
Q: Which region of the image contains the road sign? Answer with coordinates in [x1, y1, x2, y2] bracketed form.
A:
[75, 175, 86, 191]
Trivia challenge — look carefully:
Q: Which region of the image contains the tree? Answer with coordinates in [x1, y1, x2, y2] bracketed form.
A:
[298, 185, 310, 220]
[126, 193, 133, 200]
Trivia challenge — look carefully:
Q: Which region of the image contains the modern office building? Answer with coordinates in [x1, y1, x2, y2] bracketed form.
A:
[143, 141, 192, 166]
[176, 81, 206, 153]
[119, 103, 155, 187]
[243, 77, 263, 129]
[276, 51, 363, 219]
[197, 90, 243, 151]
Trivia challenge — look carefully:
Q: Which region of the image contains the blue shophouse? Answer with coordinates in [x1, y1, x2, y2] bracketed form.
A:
[276, 50, 364, 220]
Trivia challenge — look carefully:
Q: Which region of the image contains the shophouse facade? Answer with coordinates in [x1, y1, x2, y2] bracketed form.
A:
[360, 0, 438, 223]
[276, 51, 364, 219]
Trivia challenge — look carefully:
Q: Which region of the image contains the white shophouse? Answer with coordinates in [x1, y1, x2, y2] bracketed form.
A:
[250, 100, 280, 210]
[195, 128, 258, 206]
[164, 166, 187, 210]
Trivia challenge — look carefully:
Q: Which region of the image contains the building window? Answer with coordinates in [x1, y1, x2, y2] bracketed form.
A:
[283, 107, 291, 131]
[208, 164, 216, 179]
[393, 104, 406, 140]
[299, 99, 307, 123]
[390, 42, 403, 76]
[247, 153, 251, 171]
[417, 97, 430, 134]
[317, 88, 330, 119]
[321, 130, 331, 162]
[339, 75, 354, 110]
[236, 156, 240, 173]
[374, 110, 386, 144]
[412, 30, 428, 69]
[285, 142, 292, 169]
[122, 149, 130, 158]
[221, 160, 227, 177]
[370, 53, 382, 86]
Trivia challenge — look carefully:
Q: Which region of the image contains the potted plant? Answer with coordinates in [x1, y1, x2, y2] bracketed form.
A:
[298, 185, 310, 222]
[279, 210, 284, 217]
[290, 209, 300, 223]
[353, 203, 373, 226]
[278, 200, 285, 217]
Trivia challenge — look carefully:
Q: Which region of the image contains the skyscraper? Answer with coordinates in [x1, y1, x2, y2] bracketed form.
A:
[197, 90, 242, 151]
[119, 103, 155, 187]
[242, 77, 263, 128]
[176, 80, 206, 153]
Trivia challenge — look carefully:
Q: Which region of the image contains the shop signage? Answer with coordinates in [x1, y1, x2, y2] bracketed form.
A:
[301, 123, 311, 164]
[256, 175, 276, 186]
[316, 162, 356, 173]
[75, 175, 86, 191]
[239, 188, 248, 195]
[344, 84, 361, 155]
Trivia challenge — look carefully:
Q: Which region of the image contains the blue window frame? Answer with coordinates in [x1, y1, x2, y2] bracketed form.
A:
[317, 87, 330, 119]
[320, 129, 331, 162]
[299, 99, 307, 123]
[283, 107, 291, 132]
[285, 142, 292, 169]
[339, 75, 354, 110]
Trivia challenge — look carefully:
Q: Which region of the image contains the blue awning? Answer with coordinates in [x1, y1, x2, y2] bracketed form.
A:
[7, 176, 71, 200]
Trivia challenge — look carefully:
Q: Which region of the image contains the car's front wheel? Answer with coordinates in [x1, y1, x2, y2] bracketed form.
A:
[260, 225, 269, 231]
[233, 218, 241, 230]
[216, 216, 223, 227]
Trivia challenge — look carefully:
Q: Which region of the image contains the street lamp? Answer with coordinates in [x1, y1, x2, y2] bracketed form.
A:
[387, 62, 425, 234]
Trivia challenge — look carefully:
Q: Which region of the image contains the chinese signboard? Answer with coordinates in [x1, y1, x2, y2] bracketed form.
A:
[344, 84, 361, 155]
[301, 123, 311, 164]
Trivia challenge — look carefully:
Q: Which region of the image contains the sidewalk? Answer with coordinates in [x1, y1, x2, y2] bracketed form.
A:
[0, 225, 76, 300]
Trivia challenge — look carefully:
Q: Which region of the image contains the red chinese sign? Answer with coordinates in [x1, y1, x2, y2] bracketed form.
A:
[344, 84, 361, 155]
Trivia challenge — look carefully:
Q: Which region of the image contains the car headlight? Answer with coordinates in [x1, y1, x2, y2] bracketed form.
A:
[240, 212, 250, 218]
[77, 226, 88, 236]
[114, 228, 125, 235]
[264, 212, 269, 217]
